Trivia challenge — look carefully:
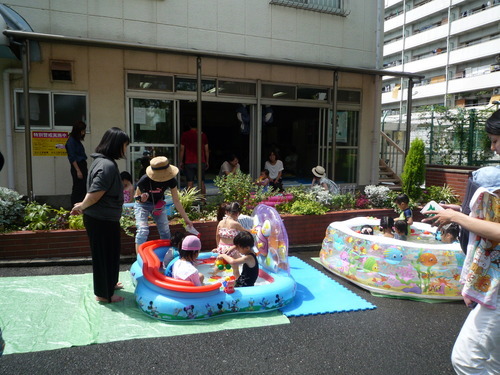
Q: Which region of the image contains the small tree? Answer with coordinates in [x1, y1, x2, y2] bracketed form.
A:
[401, 138, 426, 201]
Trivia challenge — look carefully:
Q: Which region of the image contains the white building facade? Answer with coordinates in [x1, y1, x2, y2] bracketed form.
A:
[0, 0, 418, 204]
[382, 0, 500, 129]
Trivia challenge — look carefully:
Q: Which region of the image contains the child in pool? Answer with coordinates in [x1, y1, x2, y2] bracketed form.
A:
[440, 223, 460, 244]
[163, 231, 186, 269]
[394, 219, 408, 241]
[394, 193, 413, 225]
[380, 216, 394, 238]
[360, 224, 374, 235]
[120, 171, 135, 203]
[172, 235, 204, 286]
[212, 202, 250, 278]
[217, 231, 258, 287]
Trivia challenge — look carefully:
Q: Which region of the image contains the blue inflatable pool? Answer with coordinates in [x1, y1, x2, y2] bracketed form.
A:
[130, 204, 296, 321]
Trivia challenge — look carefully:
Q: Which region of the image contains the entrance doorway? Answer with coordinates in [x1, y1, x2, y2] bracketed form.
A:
[261, 105, 319, 182]
[179, 101, 250, 180]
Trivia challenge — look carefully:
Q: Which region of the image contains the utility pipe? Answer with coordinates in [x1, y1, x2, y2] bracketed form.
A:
[3, 67, 22, 189]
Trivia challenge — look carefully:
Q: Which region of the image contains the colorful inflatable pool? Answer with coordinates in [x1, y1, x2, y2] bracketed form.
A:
[130, 204, 296, 321]
[319, 217, 465, 301]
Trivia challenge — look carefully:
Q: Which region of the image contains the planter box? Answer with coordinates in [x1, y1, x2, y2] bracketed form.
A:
[0, 208, 424, 261]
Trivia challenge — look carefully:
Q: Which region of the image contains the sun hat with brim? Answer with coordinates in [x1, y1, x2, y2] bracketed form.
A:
[146, 156, 179, 182]
[181, 235, 201, 251]
[312, 165, 326, 178]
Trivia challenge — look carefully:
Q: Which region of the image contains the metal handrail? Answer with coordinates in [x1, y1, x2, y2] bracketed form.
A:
[380, 131, 405, 178]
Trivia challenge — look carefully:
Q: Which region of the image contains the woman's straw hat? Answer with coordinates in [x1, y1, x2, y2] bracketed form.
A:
[146, 156, 179, 182]
[312, 165, 326, 178]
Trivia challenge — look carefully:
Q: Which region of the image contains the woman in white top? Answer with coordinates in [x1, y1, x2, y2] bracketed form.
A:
[264, 150, 284, 191]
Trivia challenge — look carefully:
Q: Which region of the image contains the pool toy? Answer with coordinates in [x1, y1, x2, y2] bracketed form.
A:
[215, 257, 231, 270]
[319, 217, 465, 301]
[130, 204, 296, 321]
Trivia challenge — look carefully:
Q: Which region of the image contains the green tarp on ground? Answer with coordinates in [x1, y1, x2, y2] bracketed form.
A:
[0, 271, 289, 355]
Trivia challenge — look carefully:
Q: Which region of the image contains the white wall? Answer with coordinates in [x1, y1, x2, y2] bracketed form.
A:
[4, 0, 378, 69]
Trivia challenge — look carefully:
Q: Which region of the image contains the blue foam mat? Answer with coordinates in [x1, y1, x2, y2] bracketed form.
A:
[280, 257, 376, 317]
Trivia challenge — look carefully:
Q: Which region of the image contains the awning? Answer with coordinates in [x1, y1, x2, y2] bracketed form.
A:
[0, 4, 40, 61]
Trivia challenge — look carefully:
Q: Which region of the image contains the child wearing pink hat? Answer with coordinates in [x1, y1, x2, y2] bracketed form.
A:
[171, 235, 204, 286]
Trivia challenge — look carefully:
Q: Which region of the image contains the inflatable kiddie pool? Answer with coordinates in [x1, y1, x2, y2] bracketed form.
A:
[130, 204, 296, 321]
[319, 217, 465, 301]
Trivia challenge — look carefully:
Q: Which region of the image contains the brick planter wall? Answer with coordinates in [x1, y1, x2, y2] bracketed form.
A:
[0, 208, 423, 261]
[425, 164, 478, 202]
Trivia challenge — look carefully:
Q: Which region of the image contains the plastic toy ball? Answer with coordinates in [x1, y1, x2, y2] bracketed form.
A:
[215, 258, 231, 270]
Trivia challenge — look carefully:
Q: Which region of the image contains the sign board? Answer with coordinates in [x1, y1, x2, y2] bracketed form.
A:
[32, 131, 69, 156]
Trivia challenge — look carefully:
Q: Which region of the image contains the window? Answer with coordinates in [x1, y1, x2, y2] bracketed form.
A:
[14, 90, 87, 130]
[218, 80, 256, 96]
[127, 73, 173, 91]
[337, 90, 360, 104]
[175, 77, 216, 93]
[50, 60, 73, 82]
[297, 86, 328, 101]
[262, 84, 296, 99]
[269, 0, 350, 16]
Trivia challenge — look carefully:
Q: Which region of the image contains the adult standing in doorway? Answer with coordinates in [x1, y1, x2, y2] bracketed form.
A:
[264, 150, 284, 191]
[71, 127, 130, 303]
[179, 119, 209, 197]
[65, 121, 88, 206]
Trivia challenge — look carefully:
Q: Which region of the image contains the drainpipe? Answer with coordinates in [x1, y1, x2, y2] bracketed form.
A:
[372, 0, 384, 184]
[22, 40, 33, 201]
[3, 67, 22, 189]
[196, 56, 202, 193]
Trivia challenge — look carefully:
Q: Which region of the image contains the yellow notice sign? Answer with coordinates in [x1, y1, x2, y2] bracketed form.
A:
[32, 131, 69, 156]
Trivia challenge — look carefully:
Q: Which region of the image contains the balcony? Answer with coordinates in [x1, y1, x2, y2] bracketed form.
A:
[450, 5, 500, 36]
[381, 70, 500, 105]
[384, 0, 468, 33]
[384, 23, 448, 57]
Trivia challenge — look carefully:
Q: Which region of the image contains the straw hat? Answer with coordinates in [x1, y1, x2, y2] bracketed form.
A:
[146, 156, 179, 182]
[312, 165, 326, 178]
[181, 235, 201, 251]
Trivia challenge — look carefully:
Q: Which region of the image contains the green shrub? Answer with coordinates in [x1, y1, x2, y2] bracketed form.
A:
[214, 171, 254, 203]
[330, 193, 356, 211]
[68, 214, 85, 230]
[23, 202, 54, 231]
[0, 187, 25, 232]
[288, 200, 328, 215]
[421, 184, 459, 204]
[401, 138, 426, 201]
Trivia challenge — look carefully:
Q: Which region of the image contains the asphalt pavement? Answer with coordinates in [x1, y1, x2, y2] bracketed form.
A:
[0, 249, 468, 375]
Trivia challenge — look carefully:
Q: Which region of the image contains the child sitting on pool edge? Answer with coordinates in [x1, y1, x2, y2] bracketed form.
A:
[172, 235, 204, 286]
[217, 231, 258, 287]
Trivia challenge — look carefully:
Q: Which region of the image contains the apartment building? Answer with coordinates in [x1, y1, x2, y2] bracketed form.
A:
[382, 0, 500, 131]
[0, 0, 421, 203]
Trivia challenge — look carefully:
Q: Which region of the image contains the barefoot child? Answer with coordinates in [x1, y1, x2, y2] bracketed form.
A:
[163, 231, 186, 269]
[394, 193, 413, 225]
[172, 235, 204, 286]
[217, 231, 258, 287]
